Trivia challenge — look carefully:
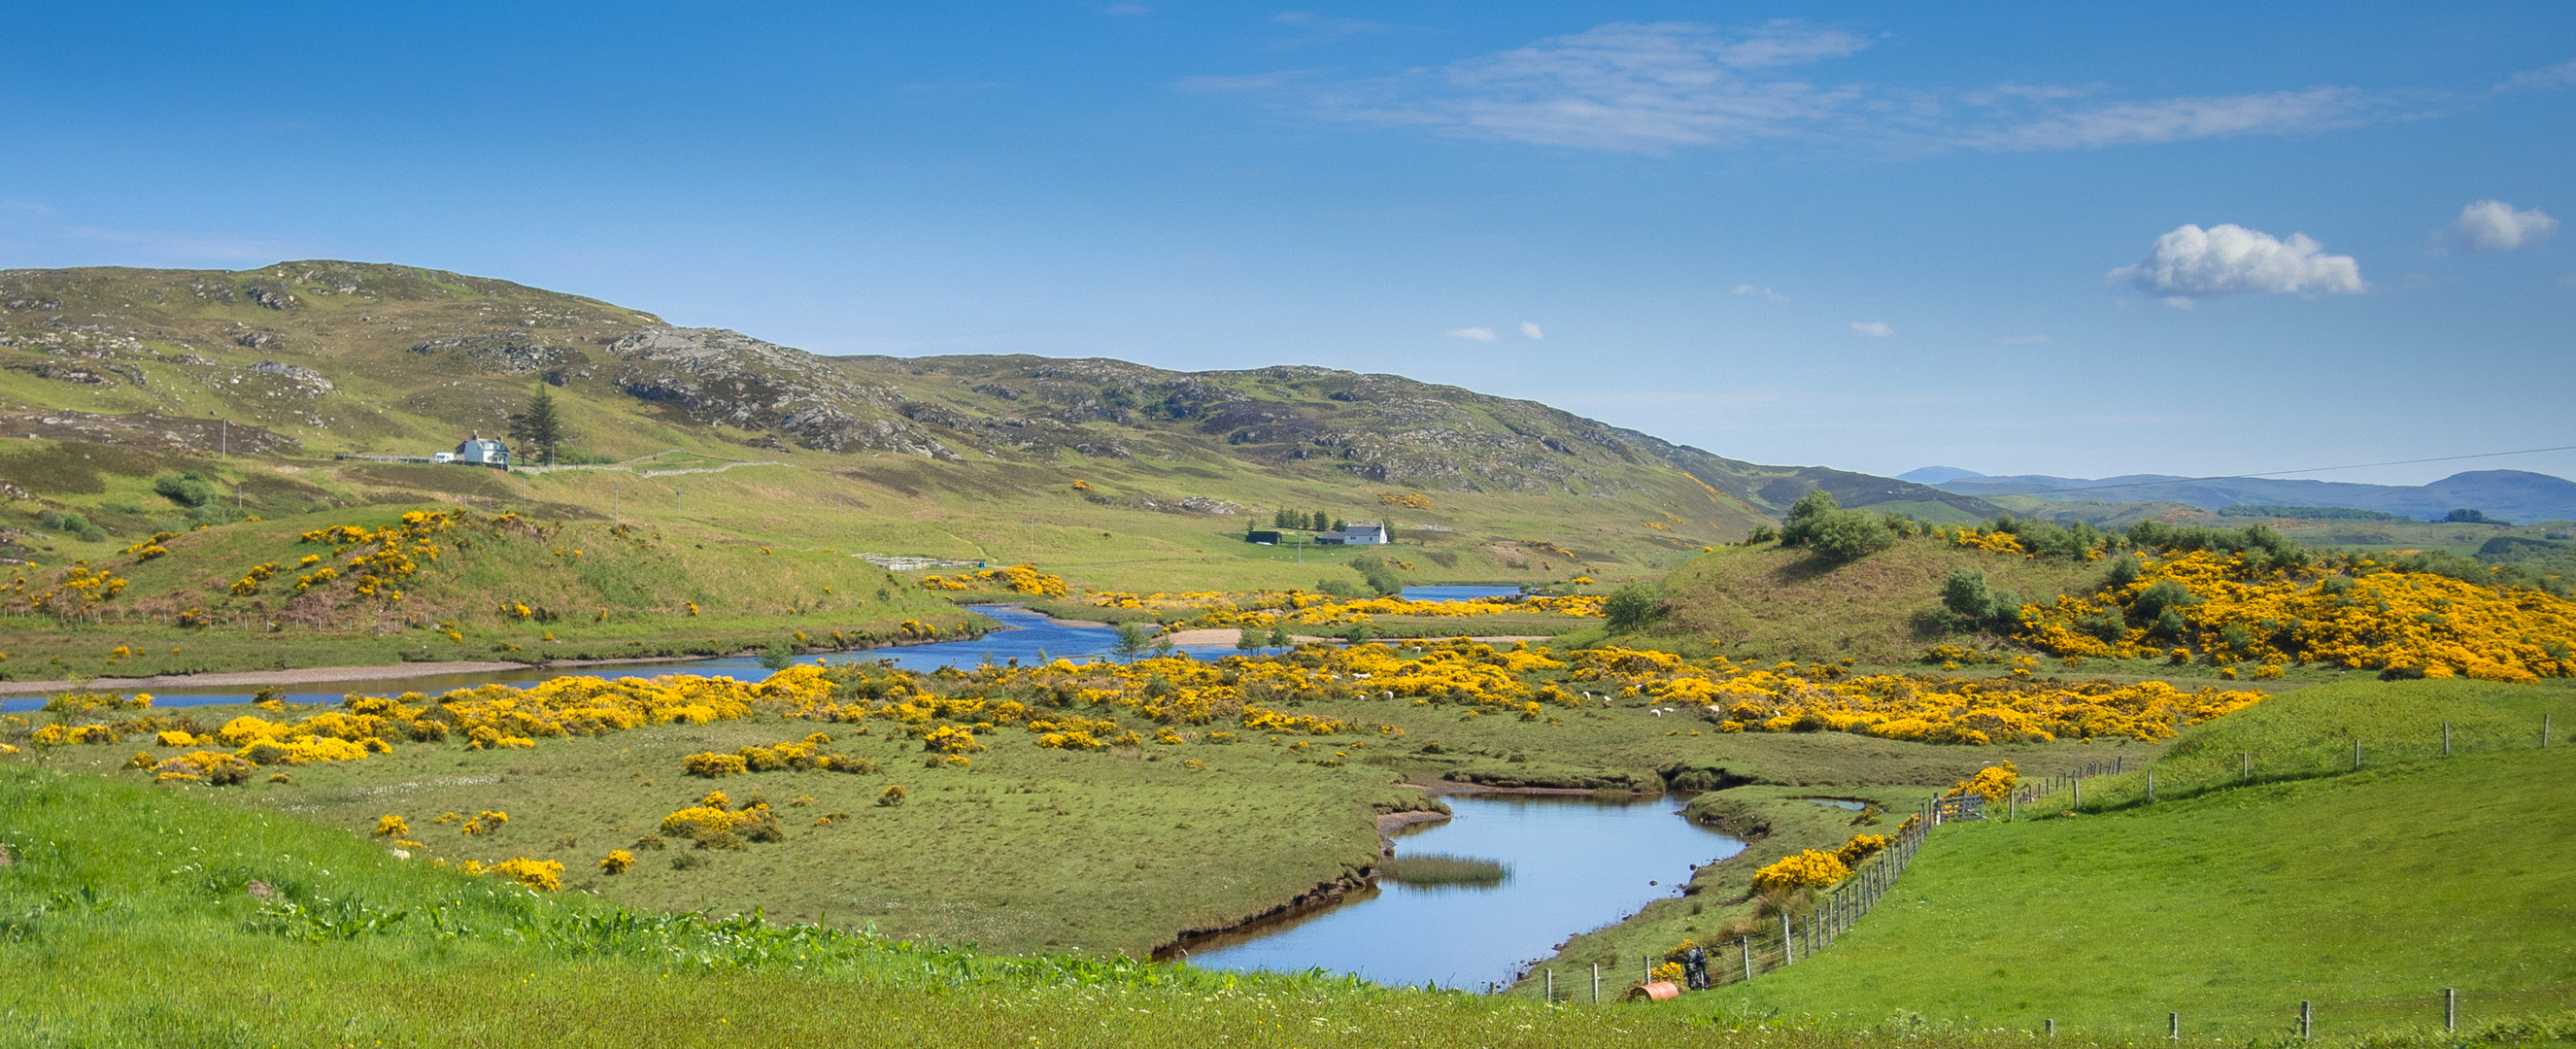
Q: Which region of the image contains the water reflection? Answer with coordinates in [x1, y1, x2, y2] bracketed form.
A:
[1179, 794, 1742, 991]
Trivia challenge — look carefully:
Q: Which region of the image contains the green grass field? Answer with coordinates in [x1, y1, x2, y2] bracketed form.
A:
[1678, 679, 2576, 1039]
[18, 659, 2149, 958]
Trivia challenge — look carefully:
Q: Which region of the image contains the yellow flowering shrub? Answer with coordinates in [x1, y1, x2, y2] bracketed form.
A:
[373, 815, 410, 837]
[1834, 833, 1890, 866]
[683, 752, 750, 777]
[149, 751, 254, 786]
[1944, 761, 2018, 803]
[2017, 551, 2574, 680]
[479, 857, 563, 892]
[918, 564, 1068, 597]
[600, 850, 634, 874]
[1751, 850, 1851, 894]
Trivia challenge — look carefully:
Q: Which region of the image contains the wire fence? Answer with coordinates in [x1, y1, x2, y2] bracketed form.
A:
[1536, 810, 1938, 1002]
[2012, 712, 2559, 817]
[1528, 712, 2568, 1023]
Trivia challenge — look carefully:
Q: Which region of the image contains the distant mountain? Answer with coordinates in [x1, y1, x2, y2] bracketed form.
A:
[1894, 466, 1986, 485]
[1923, 469, 2576, 524]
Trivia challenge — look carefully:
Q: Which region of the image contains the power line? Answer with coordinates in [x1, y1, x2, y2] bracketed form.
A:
[1975, 443, 2576, 498]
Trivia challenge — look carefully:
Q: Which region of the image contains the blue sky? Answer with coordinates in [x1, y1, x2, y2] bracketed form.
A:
[2, 2, 2569, 485]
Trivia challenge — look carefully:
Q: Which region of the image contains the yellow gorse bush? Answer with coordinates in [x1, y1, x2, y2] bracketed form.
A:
[917, 564, 1068, 597]
[458, 857, 563, 892]
[1751, 850, 1851, 894]
[2018, 550, 2575, 680]
[1944, 761, 2018, 803]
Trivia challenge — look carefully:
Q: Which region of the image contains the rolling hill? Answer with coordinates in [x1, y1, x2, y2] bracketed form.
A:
[0, 259, 1999, 585]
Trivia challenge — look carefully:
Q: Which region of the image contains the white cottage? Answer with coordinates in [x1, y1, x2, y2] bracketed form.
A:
[453, 432, 511, 468]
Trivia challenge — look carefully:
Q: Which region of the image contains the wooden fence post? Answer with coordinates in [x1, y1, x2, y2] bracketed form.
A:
[1742, 936, 1753, 982]
[2354, 739, 2362, 771]
[2170, 1012, 2180, 1041]
[2300, 999, 2312, 1040]
[2147, 768, 2155, 802]
[2444, 722, 2452, 757]
[1781, 914, 1795, 964]
[2447, 988, 2457, 1032]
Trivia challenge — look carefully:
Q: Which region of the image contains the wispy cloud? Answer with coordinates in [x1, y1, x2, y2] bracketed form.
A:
[1849, 321, 1894, 337]
[2109, 223, 2366, 301]
[1191, 20, 2534, 154]
[1731, 284, 1788, 302]
[0, 199, 56, 216]
[1955, 87, 2375, 151]
[1271, 12, 1391, 36]
[2495, 57, 2576, 93]
[1446, 326, 1498, 341]
[2434, 200, 2557, 254]
[1518, 321, 1544, 340]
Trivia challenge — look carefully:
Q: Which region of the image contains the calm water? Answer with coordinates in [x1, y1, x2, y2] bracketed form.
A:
[1398, 585, 1523, 602]
[1180, 794, 1743, 991]
[0, 606, 1250, 711]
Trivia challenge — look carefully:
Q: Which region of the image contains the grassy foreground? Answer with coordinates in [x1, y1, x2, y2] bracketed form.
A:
[10, 760, 2574, 1049]
[1682, 679, 2576, 1039]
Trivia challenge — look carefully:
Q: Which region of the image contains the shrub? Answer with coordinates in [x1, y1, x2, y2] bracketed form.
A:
[1808, 509, 1898, 563]
[878, 785, 907, 807]
[1604, 582, 1661, 631]
[682, 752, 748, 777]
[599, 850, 634, 874]
[1751, 849, 1850, 894]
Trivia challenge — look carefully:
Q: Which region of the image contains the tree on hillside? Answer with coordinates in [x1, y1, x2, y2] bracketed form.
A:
[507, 388, 569, 465]
[1604, 581, 1661, 632]
[1779, 489, 1896, 564]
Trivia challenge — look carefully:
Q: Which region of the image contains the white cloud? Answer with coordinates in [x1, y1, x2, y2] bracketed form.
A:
[1518, 321, 1544, 340]
[1731, 284, 1788, 302]
[1959, 87, 2372, 151]
[1203, 20, 2401, 154]
[2436, 200, 2558, 254]
[1849, 321, 1894, 337]
[2108, 223, 2366, 299]
[1446, 326, 1498, 342]
[1992, 334, 2051, 345]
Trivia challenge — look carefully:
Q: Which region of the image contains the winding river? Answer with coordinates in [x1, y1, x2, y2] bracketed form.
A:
[1178, 794, 1742, 991]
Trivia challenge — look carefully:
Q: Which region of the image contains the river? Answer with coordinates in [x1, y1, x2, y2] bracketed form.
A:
[1179, 793, 1743, 991]
[2, 585, 1535, 710]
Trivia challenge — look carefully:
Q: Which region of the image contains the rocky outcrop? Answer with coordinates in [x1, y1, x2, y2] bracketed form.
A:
[606, 326, 956, 457]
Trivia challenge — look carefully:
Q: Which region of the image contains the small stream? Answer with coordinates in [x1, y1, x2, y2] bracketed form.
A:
[1180, 794, 1744, 991]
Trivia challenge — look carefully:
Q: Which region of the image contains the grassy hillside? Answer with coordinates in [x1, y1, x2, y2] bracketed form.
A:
[1682, 678, 2576, 1038]
[0, 260, 1998, 596]
[1636, 537, 2107, 666]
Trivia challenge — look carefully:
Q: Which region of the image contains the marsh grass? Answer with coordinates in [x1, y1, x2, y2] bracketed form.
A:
[1380, 853, 1508, 888]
